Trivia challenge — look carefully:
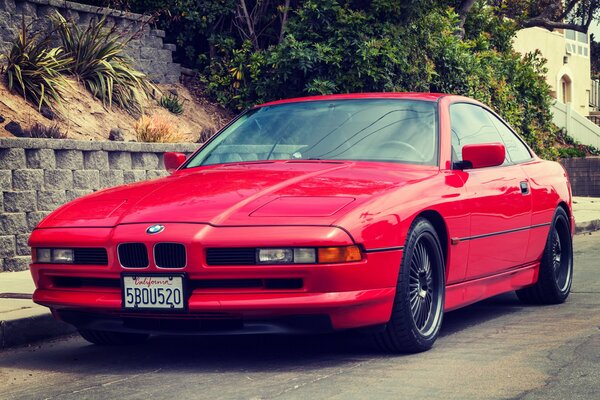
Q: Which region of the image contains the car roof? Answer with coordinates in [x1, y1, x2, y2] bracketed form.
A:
[257, 92, 450, 107]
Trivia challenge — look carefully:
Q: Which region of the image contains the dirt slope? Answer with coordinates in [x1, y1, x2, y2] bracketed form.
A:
[0, 79, 231, 142]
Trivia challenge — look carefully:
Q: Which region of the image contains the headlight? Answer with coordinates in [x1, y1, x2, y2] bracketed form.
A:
[36, 248, 52, 263]
[53, 249, 74, 263]
[258, 248, 294, 264]
[256, 246, 361, 264]
[34, 248, 74, 264]
[293, 248, 317, 263]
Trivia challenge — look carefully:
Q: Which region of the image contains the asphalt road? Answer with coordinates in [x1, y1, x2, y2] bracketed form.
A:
[1, 233, 599, 400]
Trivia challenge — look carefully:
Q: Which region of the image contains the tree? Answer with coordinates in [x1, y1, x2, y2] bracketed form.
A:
[591, 33, 600, 76]
[459, 0, 600, 33]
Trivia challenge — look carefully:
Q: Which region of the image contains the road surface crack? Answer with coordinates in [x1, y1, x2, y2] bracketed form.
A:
[43, 368, 162, 399]
[268, 360, 370, 399]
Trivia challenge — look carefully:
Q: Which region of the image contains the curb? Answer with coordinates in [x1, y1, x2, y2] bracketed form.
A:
[0, 310, 76, 350]
[575, 219, 600, 235]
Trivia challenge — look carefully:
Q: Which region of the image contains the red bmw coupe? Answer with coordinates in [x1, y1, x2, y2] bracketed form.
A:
[29, 93, 574, 353]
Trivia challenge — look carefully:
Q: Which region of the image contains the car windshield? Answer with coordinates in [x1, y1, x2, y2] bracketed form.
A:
[185, 99, 438, 168]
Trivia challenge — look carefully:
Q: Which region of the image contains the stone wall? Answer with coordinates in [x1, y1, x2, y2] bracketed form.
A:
[0, 0, 180, 83]
[561, 157, 600, 197]
[0, 137, 198, 272]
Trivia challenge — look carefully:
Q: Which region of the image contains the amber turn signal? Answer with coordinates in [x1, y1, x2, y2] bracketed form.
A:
[318, 245, 362, 263]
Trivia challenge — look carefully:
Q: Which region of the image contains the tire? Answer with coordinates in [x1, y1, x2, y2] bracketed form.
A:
[78, 329, 150, 345]
[374, 217, 445, 353]
[516, 207, 573, 305]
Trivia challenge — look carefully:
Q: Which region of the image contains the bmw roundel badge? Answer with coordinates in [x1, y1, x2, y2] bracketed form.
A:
[146, 224, 165, 234]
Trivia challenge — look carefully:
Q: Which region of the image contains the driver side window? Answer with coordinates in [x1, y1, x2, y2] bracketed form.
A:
[450, 103, 508, 166]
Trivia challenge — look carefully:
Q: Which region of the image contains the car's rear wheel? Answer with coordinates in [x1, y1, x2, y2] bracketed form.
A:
[374, 218, 445, 353]
[516, 207, 573, 304]
[78, 329, 149, 345]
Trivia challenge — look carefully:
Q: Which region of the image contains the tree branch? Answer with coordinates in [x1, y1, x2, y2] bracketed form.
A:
[237, 0, 259, 49]
[557, 0, 581, 21]
[457, 0, 477, 37]
[521, 17, 589, 33]
[279, 0, 290, 44]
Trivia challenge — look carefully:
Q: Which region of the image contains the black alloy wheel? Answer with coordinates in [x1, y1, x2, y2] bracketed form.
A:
[409, 239, 441, 336]
[375, 217, 445, 353]
[516, 207, 573, 304]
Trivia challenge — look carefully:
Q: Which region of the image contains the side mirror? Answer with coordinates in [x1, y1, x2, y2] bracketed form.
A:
[461, 143, 505, 169]
[164, 152, 187, 174]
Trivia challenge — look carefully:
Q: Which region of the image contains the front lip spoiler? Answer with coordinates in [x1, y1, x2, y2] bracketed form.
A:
[56, 309, 334, 335]
[33, 288, 397, 312]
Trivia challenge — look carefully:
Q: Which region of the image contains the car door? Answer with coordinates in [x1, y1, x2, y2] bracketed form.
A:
[450, 103, 533, 280]
[487, 110, 550, 265]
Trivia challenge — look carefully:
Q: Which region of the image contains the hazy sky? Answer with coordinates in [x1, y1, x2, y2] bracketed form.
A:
[590, 21, 600, 41]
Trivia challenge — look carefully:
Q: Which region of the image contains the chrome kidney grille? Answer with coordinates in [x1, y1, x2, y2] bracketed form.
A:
[118, 243, 149, 268]
[154, 243, 186, 268]
[117, 243, 186, 269]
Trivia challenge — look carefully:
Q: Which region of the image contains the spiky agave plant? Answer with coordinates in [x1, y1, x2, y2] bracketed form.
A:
[2, 18, 71, 111]
[51, 12, 154, 115]
[159, 93, 184, 115]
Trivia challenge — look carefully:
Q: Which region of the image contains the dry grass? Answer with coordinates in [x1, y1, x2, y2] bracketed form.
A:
[134, 114, 185, 143]
[1, 80, 227, 141]
[25, 122, 67, 139]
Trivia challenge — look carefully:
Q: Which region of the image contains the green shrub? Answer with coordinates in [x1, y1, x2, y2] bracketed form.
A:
[70, 1, 564, 159]
[52, 12, 154, 115]
[78, 1, 239, 68]
[556, 131, 600, 158]
[1, 19, 71, 111]
[159, 93, 184, 115]
[200, 2, 559, 159]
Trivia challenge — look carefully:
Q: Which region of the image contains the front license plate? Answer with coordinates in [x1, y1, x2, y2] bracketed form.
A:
[122, 275, 185, 310]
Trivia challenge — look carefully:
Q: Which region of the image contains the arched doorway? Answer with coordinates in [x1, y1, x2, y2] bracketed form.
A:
[560, 74, 572, 104]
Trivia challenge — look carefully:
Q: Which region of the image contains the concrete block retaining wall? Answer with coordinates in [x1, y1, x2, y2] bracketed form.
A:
[0, 138, 198, 272]
[0, 0, 181, 83]
[561, 157, 600, 197]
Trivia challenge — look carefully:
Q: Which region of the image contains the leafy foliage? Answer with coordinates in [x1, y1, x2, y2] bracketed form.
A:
[51, 12, 154, 115]
[66, 1, 568, 158]
[1, 19, 71, 111]
[197, 1, 557, 158]
[556, 130, 600, 157]
[159, 93, 184, 115]
[134, 114, 184, 142]
[83, 1, 240, 68]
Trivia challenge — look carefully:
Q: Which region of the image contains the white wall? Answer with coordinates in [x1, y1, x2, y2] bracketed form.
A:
[514, 27, 591, 117]
[551, 100, 600, 148]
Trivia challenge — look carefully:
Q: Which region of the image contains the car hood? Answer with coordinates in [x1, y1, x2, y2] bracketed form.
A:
[40, 161, 437, 228]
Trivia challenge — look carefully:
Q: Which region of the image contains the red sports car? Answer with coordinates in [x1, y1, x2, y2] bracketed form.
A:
[29, 93, 574, 353]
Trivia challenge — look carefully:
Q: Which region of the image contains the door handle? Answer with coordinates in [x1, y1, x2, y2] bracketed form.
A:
[520, 181, 530, 195]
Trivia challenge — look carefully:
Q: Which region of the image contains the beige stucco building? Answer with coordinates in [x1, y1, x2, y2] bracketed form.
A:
[513, 27, 592, 117]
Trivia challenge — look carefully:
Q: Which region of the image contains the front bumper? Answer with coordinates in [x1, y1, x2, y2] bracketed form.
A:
[30, 224, 403, 333]
[44, 287, 396, 334]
